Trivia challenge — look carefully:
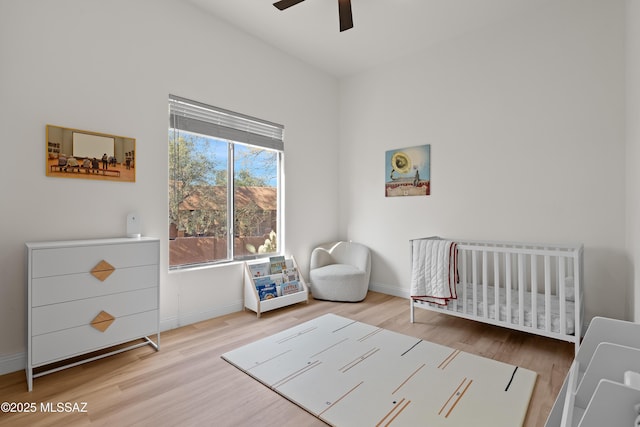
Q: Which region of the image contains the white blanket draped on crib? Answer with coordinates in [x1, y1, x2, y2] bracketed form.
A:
[410, 239, 458, 305]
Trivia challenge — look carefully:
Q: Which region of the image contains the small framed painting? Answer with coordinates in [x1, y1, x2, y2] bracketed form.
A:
[385, 144, 430, 197]
[46, 124, 136, 182]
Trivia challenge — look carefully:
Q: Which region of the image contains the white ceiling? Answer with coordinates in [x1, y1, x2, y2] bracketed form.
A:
[187, 0, 553, 77]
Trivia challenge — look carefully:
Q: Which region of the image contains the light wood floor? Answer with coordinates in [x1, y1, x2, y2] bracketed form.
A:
[0, 292, 573, 426]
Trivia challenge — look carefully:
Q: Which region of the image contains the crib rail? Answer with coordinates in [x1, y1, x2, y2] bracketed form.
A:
[410, 237, 584, 354]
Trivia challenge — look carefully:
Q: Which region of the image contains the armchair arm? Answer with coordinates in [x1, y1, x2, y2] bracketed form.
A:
[349, 243, 371, 273]
[310, 247, 334, 270]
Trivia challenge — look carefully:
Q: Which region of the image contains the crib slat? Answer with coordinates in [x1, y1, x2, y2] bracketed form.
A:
[544, 255, 552, 333]
[559, 258, 567, 336]
[472, 251, 478, 317]
[531, 255, 538, 330]
[482, 250, 488, 320]
[494, 254, 500, 323]
[518, 254, 525, 327]
[461, 249, 468, 314]
[506, 253, 512, 324]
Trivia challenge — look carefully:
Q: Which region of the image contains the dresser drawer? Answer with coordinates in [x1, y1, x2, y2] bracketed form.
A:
[32, 264, 158, 307]
[32, 287, 158, 336]
[31, 309, 158, 366]
[31, 241, 159, 278]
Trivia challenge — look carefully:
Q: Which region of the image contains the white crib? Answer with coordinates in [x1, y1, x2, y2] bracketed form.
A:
[410, 237, 584, 353]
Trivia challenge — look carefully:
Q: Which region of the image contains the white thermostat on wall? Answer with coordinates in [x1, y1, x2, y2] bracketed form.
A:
[127, 212, 142, 238]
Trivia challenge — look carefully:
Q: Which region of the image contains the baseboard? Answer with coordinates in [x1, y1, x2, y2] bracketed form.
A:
[160, 316, 180, 332]
[369, 282, 409, 299]
[0, 352, 25, 376]
[162, 300, 244, 331]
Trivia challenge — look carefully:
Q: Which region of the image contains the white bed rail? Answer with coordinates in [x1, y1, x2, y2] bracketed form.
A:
[410, 237, 584, 354]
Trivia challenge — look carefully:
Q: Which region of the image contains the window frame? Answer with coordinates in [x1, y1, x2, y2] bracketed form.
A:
[168, 95, 284, 270]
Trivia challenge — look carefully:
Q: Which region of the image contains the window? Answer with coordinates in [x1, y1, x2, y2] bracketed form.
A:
[168, 95, 283, 269]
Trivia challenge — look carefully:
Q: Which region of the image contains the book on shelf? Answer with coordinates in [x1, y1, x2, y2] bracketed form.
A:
[281, 280, 301, 296]
[254, 276, 278, 301]
[269, 255, 286, 274]
[282, 267, 298, 283]
[270, 274, 284, 296]
[249, 262, 270, 277]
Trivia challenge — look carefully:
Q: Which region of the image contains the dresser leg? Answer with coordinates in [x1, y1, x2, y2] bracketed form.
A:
[26, 367, 33, 392]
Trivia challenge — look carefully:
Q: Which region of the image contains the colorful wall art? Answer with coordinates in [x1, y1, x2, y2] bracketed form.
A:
[385, 144, 430, 197]
[46, 124, 136, 182]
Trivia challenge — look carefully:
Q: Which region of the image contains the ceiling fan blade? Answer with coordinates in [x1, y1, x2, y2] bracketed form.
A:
[338, 0, 353, 32]
[273, 0, 306, 11]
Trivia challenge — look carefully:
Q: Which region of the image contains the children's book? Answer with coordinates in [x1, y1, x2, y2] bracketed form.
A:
[254, 276, 278, 300]
[282, 267, 298, 283]
[249, 262, 270, 277]
[269, 255, 286, 274]
[281, 280, 300, 296]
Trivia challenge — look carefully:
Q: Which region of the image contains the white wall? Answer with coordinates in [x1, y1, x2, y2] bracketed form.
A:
[628, 0, 640, 322]
[0, 0, 339, 372]
[338, 0, 627, 325]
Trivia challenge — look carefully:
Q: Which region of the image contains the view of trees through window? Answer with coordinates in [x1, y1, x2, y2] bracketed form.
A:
[169, 129, 280, 268]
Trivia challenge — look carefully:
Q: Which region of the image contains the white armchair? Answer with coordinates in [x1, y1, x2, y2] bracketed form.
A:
[309, 241, 371, 302]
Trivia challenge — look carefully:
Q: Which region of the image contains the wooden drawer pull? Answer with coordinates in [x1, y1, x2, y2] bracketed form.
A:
[91, 260, 115, 281]
[91, 310, 115, 332]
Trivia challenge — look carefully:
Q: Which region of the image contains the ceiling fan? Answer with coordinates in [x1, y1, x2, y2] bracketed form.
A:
[273, 0, 353, 32]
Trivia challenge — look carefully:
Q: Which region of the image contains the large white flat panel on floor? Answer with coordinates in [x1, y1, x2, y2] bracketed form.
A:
[223, 313, 536, 427]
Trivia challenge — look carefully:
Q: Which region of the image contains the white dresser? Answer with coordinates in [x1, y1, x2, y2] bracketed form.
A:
[25, 237, 160, 391]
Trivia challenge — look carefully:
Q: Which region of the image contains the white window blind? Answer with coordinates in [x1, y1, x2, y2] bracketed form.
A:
[169, 94, 284, 151]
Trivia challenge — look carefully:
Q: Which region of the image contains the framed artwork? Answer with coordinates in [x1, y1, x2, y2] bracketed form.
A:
[385, 144, 430, 197]
[46, 124, 136, 182]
